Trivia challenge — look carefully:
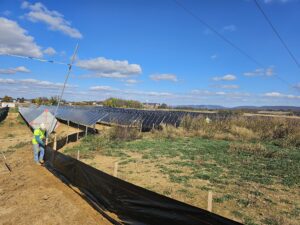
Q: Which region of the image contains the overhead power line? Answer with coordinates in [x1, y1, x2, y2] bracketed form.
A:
[0, 53, 70, 66]
[253, 0, 300, 70]
[173, 0, 263, 67]
[173, 0, 297, 91]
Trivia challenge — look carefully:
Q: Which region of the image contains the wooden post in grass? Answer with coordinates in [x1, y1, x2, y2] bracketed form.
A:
[77, 124, 79, 141]
[66, 120, 70, 143]
[113, 161, 119, 177]
[77, 149, 80, 160]
[85, 126, 88, 137]
[207, 191, 213, 212]
[53, 134, 57, 150]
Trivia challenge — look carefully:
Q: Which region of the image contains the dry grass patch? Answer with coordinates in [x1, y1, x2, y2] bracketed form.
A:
[151, 124, 187, 139]
[229, 142, 267, 156]
[108, 125, 142, 141]
[230, 126, 258, 140]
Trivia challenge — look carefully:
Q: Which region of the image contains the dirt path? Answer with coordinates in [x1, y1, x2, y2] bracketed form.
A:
[0, 113, 113, 225]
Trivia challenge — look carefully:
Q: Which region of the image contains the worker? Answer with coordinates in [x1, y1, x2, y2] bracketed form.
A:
[32, 123, 46, 165]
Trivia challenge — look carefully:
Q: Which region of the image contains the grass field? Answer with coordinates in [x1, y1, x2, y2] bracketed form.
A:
[64, 129, 300, 225]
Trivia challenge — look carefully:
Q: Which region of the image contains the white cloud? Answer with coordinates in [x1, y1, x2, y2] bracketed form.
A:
[2, 10, 11, 16]
[89, 85, 173, 98]
[264, 0, 295, 3]
[213, 74, 236, 81]
[264, 92, 282, 97]
[150, 74, 178, 82]
[43, 47, 56, 55]
[89, 86, 118, 91]
[191, 89, 249, 98]
[77, 57, 142, 79]
[0, 66, 30, 75]
[216, 84, 240, 89]
[125, 79, 139, 85]
[244, 66, 274, 77]
[0, 17, 42, 57]
[21, 1, 82, 39]
[222, 25, 236, 32]
[0, 78, 77, 89]
[294, 83, 300, 90]
[210, 54, 218, 60]
[264, 92, 300, 99]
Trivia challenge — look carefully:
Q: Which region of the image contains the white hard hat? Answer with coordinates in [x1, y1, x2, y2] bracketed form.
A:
[40, 123, 46, 130]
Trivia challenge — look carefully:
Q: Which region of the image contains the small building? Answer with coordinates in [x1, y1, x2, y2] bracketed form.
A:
[1, 102, 16, 108]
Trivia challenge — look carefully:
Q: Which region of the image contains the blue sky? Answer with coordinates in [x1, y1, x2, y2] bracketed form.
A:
[0, 0, 300, 106]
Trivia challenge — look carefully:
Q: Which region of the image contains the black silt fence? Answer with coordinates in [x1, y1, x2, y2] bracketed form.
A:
[49, 131, 86, 151]
[44, 147, 242, 225]
[0, 107, 9, 123]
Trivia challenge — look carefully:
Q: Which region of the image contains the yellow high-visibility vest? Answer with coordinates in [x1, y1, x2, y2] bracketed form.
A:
[32, 128, 45, 145]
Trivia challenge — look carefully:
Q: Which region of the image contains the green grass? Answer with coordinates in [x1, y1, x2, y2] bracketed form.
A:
[66, 135, 300, 187]
[17, 114, 26, 125]
[64, 134, 300, 225]
[214, 194, 235, 203]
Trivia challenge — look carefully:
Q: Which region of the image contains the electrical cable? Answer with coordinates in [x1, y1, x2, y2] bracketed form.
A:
[253, 0, 300, 70]
[0, 53, 70, 66]
[173, 0, 263, 67]
[173, 0, 297, 91]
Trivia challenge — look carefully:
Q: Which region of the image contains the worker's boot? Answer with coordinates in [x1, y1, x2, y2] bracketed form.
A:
[40, 160, 45, 164]
[36, 162, 42, 166]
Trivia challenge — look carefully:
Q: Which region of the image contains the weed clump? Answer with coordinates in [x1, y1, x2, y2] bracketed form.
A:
[177, 115, 300, 147]
[229, 142, 267, 156]
[108, 125, 142, 141]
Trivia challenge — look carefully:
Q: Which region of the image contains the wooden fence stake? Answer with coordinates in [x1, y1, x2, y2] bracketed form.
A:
[113, 161, 119, 177]
[207, 191, 213, 212]
[85, 126, 88, 137]
[77, 124, 79, 141]
[77, 149, 80, 160]
[53, 134, 57, 150]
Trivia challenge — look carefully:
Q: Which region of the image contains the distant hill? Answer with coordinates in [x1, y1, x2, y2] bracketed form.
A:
[175, 105, 300, 111]
[232, 106, 300, 111]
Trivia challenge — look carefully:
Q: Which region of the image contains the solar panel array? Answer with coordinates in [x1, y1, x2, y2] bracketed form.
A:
[19, 106, 46, 123]
[20, 105, 227, 131]
[0, 107, 9, 123]
[19, 106, 58, 133]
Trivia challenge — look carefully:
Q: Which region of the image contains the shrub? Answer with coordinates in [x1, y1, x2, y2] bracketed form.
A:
[151, 124, 186, 139]
[103, 98, 143, 109]
[108, 125, 142, 141]
[177, 115, 300, 147]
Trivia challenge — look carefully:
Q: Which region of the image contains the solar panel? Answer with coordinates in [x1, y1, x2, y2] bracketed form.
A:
[19, 105, 230, 130]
